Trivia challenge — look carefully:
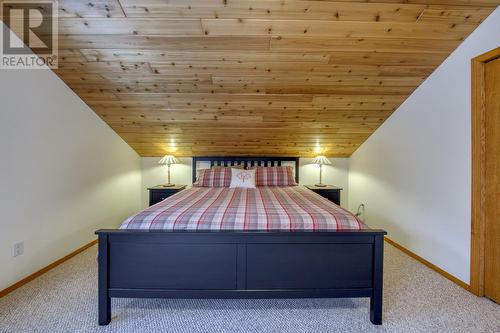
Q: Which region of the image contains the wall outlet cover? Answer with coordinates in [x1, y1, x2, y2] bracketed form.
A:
[12, 241, 24, 257]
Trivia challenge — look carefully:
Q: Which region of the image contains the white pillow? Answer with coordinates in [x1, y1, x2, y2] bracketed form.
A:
[230, 168, 256, 188]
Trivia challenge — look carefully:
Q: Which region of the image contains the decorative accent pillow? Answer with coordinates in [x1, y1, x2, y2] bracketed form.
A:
[193, 168, 231, 187]
[254, 166, 297, 186]
[230, 168, 256, 188]
[195, 168, 208, 180]
[195, 165, 244, 181]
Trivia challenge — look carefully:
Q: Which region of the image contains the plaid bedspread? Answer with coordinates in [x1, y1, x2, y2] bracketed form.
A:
[120, 186, 366, 231]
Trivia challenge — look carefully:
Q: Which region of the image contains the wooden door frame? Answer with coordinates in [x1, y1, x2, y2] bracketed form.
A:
[470, 47, 500, 296]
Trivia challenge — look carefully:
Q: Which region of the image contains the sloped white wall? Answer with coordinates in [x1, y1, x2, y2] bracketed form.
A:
[348, 8, 500, 284]
[0, 62, 142, 290]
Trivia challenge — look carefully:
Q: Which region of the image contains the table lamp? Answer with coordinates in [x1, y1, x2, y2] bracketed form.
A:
[158, 155, 179, 187]
[313, 155, 331, 187]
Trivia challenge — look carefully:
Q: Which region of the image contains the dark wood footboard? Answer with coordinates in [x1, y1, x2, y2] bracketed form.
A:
[95, 229, 386, 326]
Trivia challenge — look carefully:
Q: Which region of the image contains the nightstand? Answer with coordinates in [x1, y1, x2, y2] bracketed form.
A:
[148, 185, 187, 206]
[305, 185, 343, 205]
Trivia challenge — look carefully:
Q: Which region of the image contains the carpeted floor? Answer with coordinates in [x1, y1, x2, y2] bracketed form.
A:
[0, 243, 498, 333]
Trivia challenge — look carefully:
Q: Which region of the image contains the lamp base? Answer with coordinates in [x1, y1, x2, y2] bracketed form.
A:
[314, 183, 327, 187]
[162, 183, 175, 187]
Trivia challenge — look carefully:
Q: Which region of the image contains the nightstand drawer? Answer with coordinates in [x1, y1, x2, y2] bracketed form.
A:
[148, 185, 187, 206]
[150, 190, 176, 205]
[319, 190, 340, 205]
[305, 185, 342, 206]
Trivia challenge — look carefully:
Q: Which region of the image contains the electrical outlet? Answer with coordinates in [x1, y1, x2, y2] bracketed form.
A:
[12, 241, 24, 257]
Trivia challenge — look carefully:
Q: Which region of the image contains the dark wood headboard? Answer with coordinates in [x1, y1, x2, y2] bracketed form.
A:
[192, 156, 300, 183]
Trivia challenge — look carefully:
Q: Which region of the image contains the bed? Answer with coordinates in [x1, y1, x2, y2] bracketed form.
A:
[96, 156, 386, 325]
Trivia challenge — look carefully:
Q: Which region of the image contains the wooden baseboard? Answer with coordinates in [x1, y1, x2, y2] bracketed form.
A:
[0, 239, 97, 298]
[384, 237, 470, 292]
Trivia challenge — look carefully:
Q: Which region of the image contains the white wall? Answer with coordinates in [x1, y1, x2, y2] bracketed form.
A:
[0, 59, 142, 289]
[348, 8, 500, 284]
[141, 157, 350, 208]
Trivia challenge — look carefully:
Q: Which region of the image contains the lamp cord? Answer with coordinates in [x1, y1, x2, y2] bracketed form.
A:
[356, 204, 365, 222]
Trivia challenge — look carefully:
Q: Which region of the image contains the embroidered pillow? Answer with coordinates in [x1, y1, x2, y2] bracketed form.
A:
[230, 168, 256, 188]
[193, 168, 231, 187]
[254, 166, 297, 186]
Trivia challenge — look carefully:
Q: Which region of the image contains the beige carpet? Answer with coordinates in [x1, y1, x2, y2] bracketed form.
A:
[0, 243, 498, 333]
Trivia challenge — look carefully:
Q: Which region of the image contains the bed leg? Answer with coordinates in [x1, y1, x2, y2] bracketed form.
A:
[370, 234, 384, 325]
[97, 234, 111, 325]
[370, 293, 382, 325]
[98, 294, 111, 325]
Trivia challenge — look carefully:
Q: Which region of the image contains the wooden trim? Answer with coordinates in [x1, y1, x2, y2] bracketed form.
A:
[0, 239, 98, 298]
[384, 237, 470, 292]
[473, 47, 500, 63]
[470, 47, 500, 296]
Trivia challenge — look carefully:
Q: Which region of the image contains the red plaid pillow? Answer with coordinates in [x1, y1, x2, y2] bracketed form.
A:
[254, 166, 297, 186]
[193, 168, 231, 187]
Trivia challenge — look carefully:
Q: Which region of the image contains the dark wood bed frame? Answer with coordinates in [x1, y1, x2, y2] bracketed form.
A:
[96, 156, 386, 326]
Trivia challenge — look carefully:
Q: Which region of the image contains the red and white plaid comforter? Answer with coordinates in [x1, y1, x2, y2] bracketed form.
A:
[120, 186, 366, 231]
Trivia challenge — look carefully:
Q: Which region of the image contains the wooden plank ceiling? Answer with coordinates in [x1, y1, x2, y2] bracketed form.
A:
[49, 0, 498, 157]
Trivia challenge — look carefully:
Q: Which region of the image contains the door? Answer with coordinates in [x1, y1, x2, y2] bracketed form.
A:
[484, 56, 500, 303]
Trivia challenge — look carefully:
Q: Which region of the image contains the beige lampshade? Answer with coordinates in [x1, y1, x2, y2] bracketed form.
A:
[313, 155, 331, 165]
[158, 155, 179, 165]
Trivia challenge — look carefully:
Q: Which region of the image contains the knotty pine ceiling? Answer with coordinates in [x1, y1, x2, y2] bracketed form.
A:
[49, 0, 498, 157]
